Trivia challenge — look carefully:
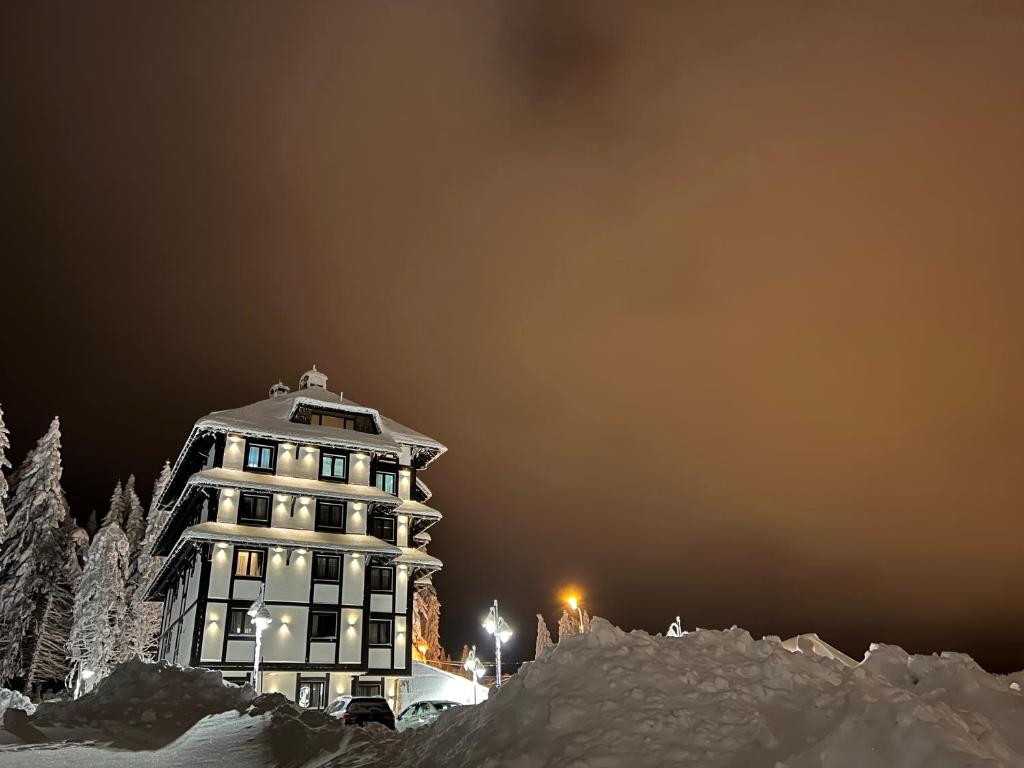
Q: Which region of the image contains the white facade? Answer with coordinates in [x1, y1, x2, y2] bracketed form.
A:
[148, 369, 444, 711]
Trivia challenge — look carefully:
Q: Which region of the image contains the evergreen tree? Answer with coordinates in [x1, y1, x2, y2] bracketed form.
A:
[122, 475, 146, 559]
[68, 521, 130, 695]
[535, 614, 553, 659]
[412, 581, 443, 662]
[85, 510, 99, 538]
[0, 404, 9, 544]
[102, 480, 125, 528]
[0, 418, 76, 691]
[557, 608, 575, 640]
[124, 462, 172, 659]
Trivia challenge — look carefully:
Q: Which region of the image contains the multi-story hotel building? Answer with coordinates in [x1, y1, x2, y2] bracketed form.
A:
[146, 367, 444, 710]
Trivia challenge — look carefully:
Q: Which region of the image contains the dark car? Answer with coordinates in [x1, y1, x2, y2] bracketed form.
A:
[324, 696, 396, 729]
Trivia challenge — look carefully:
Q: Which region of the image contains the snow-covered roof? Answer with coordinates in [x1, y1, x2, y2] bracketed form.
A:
[182, 521, 399, 554]
[394, 499, 442, 520]
[190, 467, 401, 508]
[394, 547, 443, 570]
[196, 386, 446, 463]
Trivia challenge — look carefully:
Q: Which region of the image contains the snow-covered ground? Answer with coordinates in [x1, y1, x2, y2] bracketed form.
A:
[2, 620, 1022, 767]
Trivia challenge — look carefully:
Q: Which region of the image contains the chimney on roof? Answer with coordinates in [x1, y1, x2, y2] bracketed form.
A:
[269, 381, 291, 398]
[299, 365, 328, 390]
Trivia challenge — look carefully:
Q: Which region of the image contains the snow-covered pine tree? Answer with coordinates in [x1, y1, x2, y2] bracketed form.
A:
[122, 475, 146, 609]
[102, 480, 125, 528]
[124, 462, 172, 658]
[67, 521, 130, 695]
[122, 475, 146, 559]
[0, 418, 77, 691]
[535, 614, 553, 658]
[412, 581, 443, 662]
[0, 404, 10, 544]
[85, 510, 99, 538]
[557, 608, 575, 640]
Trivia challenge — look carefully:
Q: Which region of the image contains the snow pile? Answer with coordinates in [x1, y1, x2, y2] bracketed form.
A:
[31, 657, 255, 747]
[0, 688, 35, 718]
[329, 618, 1024, 768]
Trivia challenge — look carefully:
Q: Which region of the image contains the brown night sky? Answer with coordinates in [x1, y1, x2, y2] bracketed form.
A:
[1, 2, 1022, 671]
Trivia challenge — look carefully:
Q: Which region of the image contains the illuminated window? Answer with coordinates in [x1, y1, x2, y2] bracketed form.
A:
[374, 472, 397, 495]
[244, 442, 275, 472]
[319, 452, 348, 482]
[235, 549, 264, 578]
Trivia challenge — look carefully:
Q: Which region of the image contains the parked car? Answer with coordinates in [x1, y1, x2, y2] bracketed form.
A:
[395, 700, 461, 732]
[324, 696, 396, 729]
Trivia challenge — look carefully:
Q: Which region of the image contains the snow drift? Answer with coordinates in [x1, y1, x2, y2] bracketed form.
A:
[3, 622, 1022, 768]
[327, 618, 1024, 768]
[31, 657, 255, 747]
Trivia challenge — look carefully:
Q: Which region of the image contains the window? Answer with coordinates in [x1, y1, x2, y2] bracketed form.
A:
[297, 680, 326, 709]
[374, 471, 397, 495]
[245, 442, 275, 472]
[310, 611, 338, 640]
[228, 608, 254, 637]
[315, 501, 345, 531]
[370, 517, 395, 543]
[368, 619, 392, 646]
[353, 681, 383, 697]
[369, 566, 394, 592]
[238, 493, 271, 526]
[235, 549, 264, 578]
[319, 452, 348, 482]
[313, 554, 341, 582]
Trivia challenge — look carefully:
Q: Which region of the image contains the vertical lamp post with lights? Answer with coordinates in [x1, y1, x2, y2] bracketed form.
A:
[482, 599, 512, 687]
[248, 584, 273, 694]
[567, 594, 585, 634]
[463, 644, 487, 704]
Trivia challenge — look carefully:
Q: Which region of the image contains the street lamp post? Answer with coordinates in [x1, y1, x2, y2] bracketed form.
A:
[248, 584, 273, 694]
[482, 599, 512, 687]
[463, 644, 487, 705]
[567, 595, 585, 633]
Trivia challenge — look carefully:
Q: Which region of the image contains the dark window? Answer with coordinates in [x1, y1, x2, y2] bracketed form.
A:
[310, 611, 338, 640]
[368, 619, 392, 646]
[315, 501, 345, 531]
[374, 471, 397, 495]
[369, 566, 394, 592]
[245, 442, 275, 472]
[304, 410, 376, 434]
[353, 681, 383, 697]
[235, 549, 264, 578]
[319, 452, 348, 482]
[370, 517, 395, 543]
[228, 608, 254, 637]
[238, 493, 271, 526]
[313, 554, 341, 582]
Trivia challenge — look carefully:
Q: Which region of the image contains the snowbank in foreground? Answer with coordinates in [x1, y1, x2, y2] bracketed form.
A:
[0, 688, 35, 718]
[327, 619, 1024, 768]
[31, 657, 255, 747]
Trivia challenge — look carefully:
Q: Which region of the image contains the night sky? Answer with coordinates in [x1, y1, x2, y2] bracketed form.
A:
[2, 2, 1023, 672]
